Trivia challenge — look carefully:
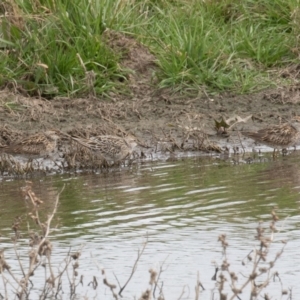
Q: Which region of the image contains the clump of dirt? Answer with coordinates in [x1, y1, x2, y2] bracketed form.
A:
[103, 29, 157, 101]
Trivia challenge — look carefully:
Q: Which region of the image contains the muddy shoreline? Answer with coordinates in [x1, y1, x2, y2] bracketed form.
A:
[1, 33, 300, 173]
[1, 84, 300, 152]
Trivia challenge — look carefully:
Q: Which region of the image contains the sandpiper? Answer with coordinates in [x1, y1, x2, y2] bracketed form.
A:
[71, 135, 138, 163]
[0, 130, 60, 158]
[242, 122, 300, 155]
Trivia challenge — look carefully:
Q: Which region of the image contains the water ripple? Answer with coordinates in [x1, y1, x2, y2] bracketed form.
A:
[1, 156, 300, 298]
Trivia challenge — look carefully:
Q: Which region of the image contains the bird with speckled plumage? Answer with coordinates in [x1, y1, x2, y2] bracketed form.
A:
[71, 135, 138, 163]
[242, 121, 300, 155]
[0, 130, 60, 158]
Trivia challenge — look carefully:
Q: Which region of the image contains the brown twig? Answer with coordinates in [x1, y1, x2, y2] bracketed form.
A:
[178, 284, 189, 300]
[215, 208, 289, 300]
[17, 184, 65, 298]
[119, 236, 148, 296]
[153, 254, 169, 298]
[237, 131, 246, 155]
[102, 270, 118, 300]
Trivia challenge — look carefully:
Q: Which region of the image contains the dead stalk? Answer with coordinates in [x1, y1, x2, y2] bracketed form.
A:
[119, 237, 148, 296]
[153, 255, 169, 299]
[17, 184, 65, 298]
[215, 208, 288, 300]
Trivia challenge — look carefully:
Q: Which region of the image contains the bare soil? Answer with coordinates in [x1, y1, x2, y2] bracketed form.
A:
[1, 31, 300, 165]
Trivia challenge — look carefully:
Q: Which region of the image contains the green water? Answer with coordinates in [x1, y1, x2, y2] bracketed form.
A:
[0, 154, 299, 299]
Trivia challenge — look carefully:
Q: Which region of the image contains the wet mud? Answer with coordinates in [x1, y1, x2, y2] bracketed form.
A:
[1, 31, 300, 175]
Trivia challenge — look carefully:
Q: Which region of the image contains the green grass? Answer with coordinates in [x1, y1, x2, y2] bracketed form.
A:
[0, 0, 300, 97]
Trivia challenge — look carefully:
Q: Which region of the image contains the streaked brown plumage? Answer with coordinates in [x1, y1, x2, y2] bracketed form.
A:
[0, 130, 60, 157]
[71, 135, 138, 162]
[242, 123, 300, 151]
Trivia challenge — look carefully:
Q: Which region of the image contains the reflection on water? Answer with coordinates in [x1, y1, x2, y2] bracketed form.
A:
[1, 153, 300, 299]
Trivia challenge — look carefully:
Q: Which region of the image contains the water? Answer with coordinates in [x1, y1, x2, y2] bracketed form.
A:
[0, 152, 300, 299]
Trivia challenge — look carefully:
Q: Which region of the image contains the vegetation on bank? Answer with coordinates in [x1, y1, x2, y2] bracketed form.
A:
[0, 0, 299, 97]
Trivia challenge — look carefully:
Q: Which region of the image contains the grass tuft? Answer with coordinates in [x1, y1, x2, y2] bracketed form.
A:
[0, 0, 300, 97]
